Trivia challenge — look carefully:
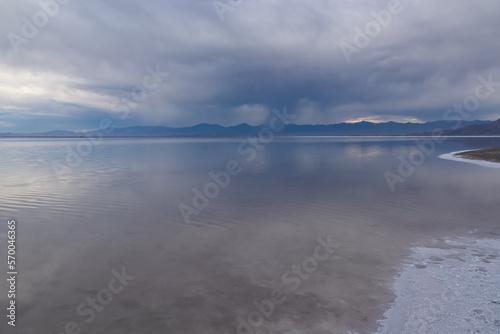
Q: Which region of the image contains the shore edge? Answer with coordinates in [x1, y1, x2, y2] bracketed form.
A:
[439, 150, 500, 168]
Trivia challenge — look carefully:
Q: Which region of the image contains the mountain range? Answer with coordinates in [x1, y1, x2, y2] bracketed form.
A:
[441, 118, 500, 136]
[1, 119, 499, 137]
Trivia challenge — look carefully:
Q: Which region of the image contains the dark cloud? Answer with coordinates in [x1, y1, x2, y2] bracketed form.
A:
[1, 0, 500, 132]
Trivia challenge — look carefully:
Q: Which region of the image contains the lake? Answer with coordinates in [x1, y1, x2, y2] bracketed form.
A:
[1, 137, 500, 333]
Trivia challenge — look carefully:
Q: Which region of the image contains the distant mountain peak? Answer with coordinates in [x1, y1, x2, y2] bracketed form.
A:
[234, 123, 253, 128]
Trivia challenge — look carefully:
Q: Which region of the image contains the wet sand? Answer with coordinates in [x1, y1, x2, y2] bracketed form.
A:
[456, 148, 500, 163]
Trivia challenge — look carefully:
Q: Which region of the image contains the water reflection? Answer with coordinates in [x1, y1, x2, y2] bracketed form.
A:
[0, 137, 499, 333]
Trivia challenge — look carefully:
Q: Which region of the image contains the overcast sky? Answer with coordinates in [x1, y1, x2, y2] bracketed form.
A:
[1, 0, 500, 132]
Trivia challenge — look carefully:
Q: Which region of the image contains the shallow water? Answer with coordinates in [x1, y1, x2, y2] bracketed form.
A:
[0, 137, 500, 333]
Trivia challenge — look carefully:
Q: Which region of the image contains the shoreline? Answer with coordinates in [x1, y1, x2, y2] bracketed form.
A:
[439, 149, 500, 168]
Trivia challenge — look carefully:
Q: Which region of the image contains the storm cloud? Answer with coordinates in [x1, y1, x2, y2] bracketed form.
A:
[1, 0, 500, 132]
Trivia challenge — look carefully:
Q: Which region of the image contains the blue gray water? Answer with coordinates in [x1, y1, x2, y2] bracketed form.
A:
[1, 137, 500, 333]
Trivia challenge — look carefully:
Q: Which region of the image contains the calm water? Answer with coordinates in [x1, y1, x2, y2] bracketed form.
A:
[1, 137, 500, 334]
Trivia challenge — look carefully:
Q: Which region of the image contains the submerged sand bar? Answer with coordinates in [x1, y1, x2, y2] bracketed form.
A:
[439, 148, 500, 168]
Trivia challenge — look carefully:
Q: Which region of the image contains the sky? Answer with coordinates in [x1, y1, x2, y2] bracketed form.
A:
[1, 0, 500, 133]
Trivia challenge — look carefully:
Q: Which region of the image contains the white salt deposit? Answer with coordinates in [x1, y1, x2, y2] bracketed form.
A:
[375, 237, 500, 333]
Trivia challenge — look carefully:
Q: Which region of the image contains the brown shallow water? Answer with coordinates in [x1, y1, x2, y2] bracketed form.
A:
[0, 137, 500, 334]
